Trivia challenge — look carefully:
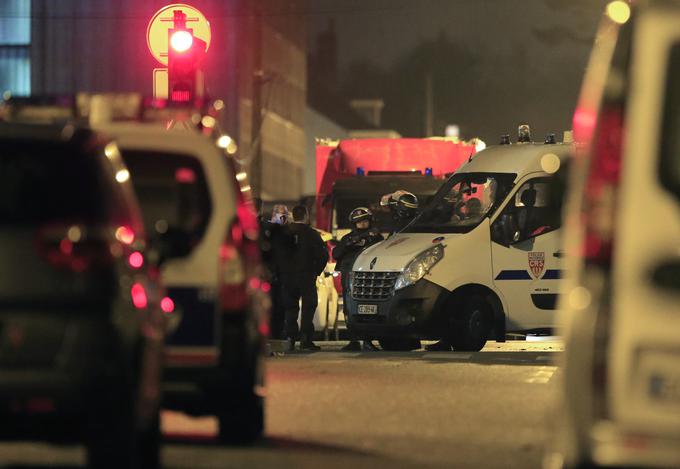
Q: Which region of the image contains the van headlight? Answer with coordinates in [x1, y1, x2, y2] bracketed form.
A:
[394, 244, 444, 291]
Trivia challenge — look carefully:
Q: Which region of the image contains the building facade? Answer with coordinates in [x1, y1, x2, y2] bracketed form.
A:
[3, 0, 307, 200]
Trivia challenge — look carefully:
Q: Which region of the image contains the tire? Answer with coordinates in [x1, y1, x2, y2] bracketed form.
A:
[217, 391, 264, 445]
[378, 338, 421, 351]
[87, 341, 160, 469]
[87, 387, 160, 469]
[137, 410, 161, 469]
[449, 295, 492, 352]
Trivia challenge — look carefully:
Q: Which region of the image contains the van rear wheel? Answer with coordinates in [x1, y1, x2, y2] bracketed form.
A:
[217, 391, 264, 445]
[449, 295, 492, 352]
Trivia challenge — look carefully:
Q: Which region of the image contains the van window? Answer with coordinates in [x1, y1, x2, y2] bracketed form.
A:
[659, 42, 680, 198]
[493, 175, 565, 243]
[121, 150, 212, 249]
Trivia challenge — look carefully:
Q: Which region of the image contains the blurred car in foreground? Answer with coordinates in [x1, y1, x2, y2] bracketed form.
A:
[0, 122, 166, 468]
[100, 116, 269, 444]
[547, 1, 680, 468]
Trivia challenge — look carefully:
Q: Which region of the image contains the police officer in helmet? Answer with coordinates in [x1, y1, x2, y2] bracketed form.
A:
[381, 190, 419, 234]
[333, 207, 384, 351]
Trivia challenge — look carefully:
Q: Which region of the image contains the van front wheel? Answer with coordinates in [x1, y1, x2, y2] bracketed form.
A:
[449, 295, 492, 352]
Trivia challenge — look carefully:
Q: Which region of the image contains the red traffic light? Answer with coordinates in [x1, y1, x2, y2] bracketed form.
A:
[170, 30, 193, 53]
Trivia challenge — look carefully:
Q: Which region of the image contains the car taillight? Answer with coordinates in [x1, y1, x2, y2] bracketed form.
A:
[582, 106, 624, 266]
[161, 296, 175, 313]
[218, 183, 262, 313]
[131, 282, 148, 309]
[577, 105, 624, 419]
[37, 224, 113, 273]
[128, 251, 144, 269]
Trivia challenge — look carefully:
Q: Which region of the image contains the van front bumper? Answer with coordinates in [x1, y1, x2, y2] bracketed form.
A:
[344, 278, 447, 339]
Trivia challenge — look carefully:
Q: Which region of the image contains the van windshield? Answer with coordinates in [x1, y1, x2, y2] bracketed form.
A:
[403, 172, 516, 233]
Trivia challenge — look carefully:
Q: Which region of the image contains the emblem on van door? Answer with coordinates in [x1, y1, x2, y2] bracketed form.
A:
[528, 251, 545, 279]
[369, 257, 377, 270]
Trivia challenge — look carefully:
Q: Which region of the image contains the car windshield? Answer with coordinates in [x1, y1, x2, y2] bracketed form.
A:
[403, 172, 516, 233]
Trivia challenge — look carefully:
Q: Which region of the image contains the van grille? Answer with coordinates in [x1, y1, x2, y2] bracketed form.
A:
[352, 271, 399, 300]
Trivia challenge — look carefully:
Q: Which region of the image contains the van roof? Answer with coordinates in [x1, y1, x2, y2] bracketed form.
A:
[456, 142, 572, 179]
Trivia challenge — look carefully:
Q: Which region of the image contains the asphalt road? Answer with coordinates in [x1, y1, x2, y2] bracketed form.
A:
[0, 340, 562, 469]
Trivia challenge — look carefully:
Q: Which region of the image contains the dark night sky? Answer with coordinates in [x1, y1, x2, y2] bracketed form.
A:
[307, 0, 609, 142]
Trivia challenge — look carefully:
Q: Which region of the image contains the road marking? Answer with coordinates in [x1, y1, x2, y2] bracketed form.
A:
[525, 366, 558, 384]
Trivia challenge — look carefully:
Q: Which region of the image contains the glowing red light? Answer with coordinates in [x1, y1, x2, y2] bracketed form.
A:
[175, 167, 196, 184]
[128, 251, 144, 269]
[115, 226, 135, 245]
[170, 30, 193, 52]
[219, 244, 237, 260]
[171, 90, 191, 102]
[258, 320, 270, 338]
[249, 277, 261, 290]
[261, 281, 271, 293]
[161, 296, 175, 313]
[59, 238, 73, 255]
[131, 283, 148, 309]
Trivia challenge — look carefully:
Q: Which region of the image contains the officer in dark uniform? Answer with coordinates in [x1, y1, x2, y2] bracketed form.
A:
[259, 204, 289, 339]
[275, 205, 328, 352]
[332, 207, 384, 351]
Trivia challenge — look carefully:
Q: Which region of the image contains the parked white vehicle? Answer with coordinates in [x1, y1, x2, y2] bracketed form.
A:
[546, 1, 680, 468]
[346, 134, 571, 351]
[98, 118, 268, 444]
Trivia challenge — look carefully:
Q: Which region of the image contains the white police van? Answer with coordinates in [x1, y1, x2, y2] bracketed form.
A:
[96, 101, 269, 444]
[346, 131, 571, 351]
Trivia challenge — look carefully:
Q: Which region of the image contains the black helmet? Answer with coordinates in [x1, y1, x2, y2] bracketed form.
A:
[349, 207, 373, 225]
[393, 190, 418, 218]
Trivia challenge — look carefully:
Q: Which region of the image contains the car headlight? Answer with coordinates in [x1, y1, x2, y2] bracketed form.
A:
[394, 244, 444, 290]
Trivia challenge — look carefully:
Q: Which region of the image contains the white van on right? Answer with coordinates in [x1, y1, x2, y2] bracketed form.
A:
[548, 1, 680, 468]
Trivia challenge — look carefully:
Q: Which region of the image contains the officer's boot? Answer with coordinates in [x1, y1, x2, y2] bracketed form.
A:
[285, 337, 296, 352]
[299, 335, 321, 352]
[362, 340, 380, 351]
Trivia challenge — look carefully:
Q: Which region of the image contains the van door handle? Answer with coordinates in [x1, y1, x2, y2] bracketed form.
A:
[553, 250, 564, 258]
[651, 261, 680, 291]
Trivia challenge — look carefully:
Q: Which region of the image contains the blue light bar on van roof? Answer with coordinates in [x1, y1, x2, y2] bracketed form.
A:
[356, 166, 365, 176]
[425, 167, 433, 176]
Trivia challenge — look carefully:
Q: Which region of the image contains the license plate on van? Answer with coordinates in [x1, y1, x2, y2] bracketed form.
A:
[358, 304, 377, 315]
